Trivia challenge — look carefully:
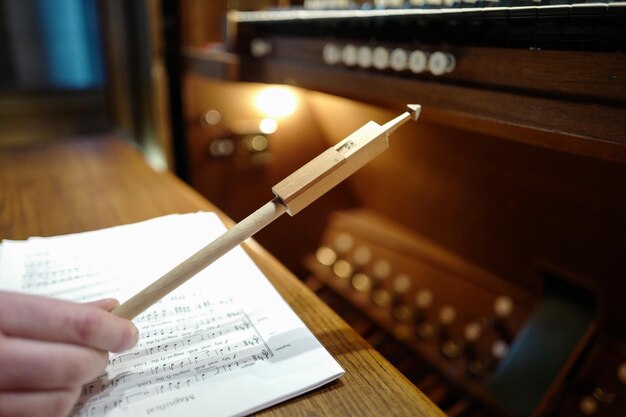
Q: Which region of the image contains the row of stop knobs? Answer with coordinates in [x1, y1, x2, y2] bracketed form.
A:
[322, 42, 456, 75]
[314, 232, 514, 377]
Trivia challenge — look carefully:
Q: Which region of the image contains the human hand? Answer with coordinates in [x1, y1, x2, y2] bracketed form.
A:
[0, 291, 139, 417]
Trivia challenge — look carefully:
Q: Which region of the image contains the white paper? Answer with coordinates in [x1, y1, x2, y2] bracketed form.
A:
[0, 213, 344, 417]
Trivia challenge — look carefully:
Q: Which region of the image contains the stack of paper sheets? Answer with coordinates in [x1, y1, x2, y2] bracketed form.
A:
[0, 212, 344, 417]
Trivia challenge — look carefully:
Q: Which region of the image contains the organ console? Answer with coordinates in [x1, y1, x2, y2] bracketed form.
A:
[302, 209, 542, 415]
[180, 1, 626, 416]
[221, 0, 626, 161]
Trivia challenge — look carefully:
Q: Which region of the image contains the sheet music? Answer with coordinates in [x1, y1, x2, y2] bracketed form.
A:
[0, 213, 344, 417]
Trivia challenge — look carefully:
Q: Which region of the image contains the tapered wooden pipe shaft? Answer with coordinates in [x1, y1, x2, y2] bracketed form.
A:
[113, 105, 420, 320]
[112, 198, 287, 319]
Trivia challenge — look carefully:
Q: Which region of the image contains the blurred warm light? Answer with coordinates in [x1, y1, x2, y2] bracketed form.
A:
[255, 86, 298, 118]
[259, 118, 278, 134]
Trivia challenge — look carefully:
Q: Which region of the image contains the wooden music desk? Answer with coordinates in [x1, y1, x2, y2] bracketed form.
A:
[0, 135, 443, 417]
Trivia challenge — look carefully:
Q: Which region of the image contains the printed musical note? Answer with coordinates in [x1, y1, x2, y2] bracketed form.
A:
[71, 301, 276, 416]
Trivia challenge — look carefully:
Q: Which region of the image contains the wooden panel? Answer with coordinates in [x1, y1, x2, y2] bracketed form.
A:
[184, 46, 240, 81]
[256, 37, 626, 104]
[239, 57, 626, 163]
[554, 335, 626, 417]
[307, 95, 626, 338]
[180, 0, 228, 47]
[182, 75, 359, 276]
[0, 91, 108, 149]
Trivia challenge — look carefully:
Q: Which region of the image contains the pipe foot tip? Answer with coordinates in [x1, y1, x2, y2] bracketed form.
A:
[407, 104, 421, 121]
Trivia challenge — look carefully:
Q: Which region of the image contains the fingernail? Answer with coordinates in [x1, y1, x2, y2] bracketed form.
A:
[108, 299, 121, 310]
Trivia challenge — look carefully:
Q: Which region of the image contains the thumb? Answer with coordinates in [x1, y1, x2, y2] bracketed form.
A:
[85, 298, 120, 312]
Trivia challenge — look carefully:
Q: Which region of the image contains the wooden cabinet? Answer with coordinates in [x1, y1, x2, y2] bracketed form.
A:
[177, 4, 626, 416]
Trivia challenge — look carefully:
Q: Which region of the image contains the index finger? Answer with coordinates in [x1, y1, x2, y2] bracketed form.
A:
[0, 291, 138, 353]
